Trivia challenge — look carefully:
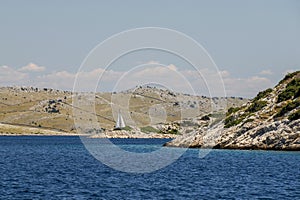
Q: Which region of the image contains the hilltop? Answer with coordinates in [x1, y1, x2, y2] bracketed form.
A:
[0, 86, 247, 136]
[165, 71, 300, 150]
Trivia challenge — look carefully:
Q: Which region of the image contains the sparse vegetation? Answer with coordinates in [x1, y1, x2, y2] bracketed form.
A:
[226, 107, 242, 116]
[253, 88, 272, 101]
[225, 93, 269, 128]
[274, 99, 300, 118]
[277, 77, 300, 103]
[122, 126, 133, 131]
[0, 86, 247, 133]
[224, 114, 247, 128]
[140, 126, 159, 133]
[170, 71, 300, 150]
[225, 99, 266, 128]
[288, 110, 300, 121]
[200, 115, 210, 121]
[159, 124, 180, 134]
[295, 88, 300, 99]
[246, 100, 268, 113]
[278, 71, 300, 85]
[165, 128, 179, 135]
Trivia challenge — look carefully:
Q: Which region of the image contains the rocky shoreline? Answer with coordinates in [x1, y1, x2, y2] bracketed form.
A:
[89, 130, 176, 139]
[1, 71, 299, 150]
[164, 71, 300, 151]
[164, 119, 300, 151]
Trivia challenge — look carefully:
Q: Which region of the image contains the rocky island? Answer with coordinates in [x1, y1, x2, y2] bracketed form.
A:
[1, 71, 299, 150]
[0, 85, 246, 137]
[164, 71, 300, 150]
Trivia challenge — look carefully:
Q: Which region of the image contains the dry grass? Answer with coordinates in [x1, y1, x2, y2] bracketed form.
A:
[0, 87, 248, 134]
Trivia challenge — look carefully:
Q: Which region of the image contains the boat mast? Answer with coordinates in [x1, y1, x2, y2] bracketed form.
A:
[115, 109, 125, 129]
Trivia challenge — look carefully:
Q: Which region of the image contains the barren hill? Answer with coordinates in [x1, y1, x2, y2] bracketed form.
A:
[0, 86, 247, 135]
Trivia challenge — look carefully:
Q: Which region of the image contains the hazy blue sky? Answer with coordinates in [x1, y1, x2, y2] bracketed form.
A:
[0, 0, 299, 97]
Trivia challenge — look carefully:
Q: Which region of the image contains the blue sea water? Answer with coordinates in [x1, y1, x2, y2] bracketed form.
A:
[0, 136, 299, 199]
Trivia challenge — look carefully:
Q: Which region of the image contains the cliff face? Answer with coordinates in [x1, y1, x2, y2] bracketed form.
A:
[165, 71, 300, 150]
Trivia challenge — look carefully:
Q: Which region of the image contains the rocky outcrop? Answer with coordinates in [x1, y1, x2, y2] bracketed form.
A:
[89, 130, 176, 139]
[165, 71, 300, 150]
[217, 119, 300, 150]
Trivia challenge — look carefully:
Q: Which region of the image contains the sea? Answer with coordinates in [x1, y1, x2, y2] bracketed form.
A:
[0, 136, 299, 199]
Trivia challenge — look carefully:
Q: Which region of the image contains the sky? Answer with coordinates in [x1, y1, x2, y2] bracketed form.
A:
[0, 0, 299, 97]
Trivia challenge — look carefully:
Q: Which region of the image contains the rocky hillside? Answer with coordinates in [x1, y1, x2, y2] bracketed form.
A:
[0, 86, 247, 135]
[165, 71, 300, 150]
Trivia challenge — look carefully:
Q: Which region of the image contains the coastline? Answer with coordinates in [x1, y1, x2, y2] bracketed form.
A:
[0, 133, 176, 138]
[88, 130, 177, 139]
[164, 143, 300, 151]
[0, 133, 84, 136]
[1, 131, 299, 151]
[0, 123, 177, 138]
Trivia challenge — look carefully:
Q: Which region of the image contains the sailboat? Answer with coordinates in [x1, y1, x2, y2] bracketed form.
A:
[114, 110, 126, 130]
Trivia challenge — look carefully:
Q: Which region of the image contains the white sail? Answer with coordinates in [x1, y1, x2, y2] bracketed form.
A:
[115, 110, 125, 129]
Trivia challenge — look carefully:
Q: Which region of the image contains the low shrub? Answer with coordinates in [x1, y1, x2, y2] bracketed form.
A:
[122, 126, 133, 131]
[275, 99, 300, 118]
[224, 115, 246, 128]
[246, 100, 268, 113]
[288, 110, 300, 121]
[278, 71, 300, 85]
[226, 107, 241, 116]
[200, 115, 210, 121]
[253, 88, 273, 101]
[140, 126, 159, 133]
[277, 77, 300, 103]
[167, 128, 179, 134]
[295, 87, 300, 99]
